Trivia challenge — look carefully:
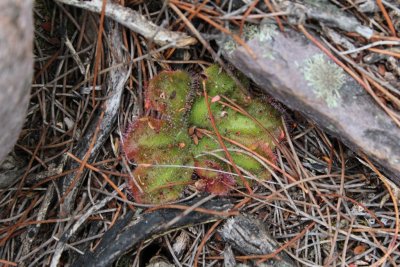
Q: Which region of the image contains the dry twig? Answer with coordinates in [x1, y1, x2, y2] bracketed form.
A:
[56, 0, 197, 47]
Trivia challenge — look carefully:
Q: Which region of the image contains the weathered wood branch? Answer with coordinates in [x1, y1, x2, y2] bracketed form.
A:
[219, 25, 400, 185]
[61, 20, 130, 215]
[72, 197, 234, 267]
[56, 0, 197, 48]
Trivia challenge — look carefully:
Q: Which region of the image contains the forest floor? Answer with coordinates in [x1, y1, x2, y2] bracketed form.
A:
[1, 1, 400, 266]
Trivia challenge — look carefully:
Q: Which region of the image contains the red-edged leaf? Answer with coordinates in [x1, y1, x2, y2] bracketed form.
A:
[194, 160, 221, 179]
[196, 172, 236, 195]
[122, 117, 164, 161]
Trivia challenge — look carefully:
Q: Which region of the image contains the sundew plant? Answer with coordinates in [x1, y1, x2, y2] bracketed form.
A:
[122, 65, 283, 203]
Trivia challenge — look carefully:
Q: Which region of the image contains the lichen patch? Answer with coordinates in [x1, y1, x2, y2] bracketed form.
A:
[302, 54, 346, 108]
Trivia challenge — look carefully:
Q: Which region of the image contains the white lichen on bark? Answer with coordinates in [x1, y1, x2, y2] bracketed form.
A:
[302, 54, 346, 107]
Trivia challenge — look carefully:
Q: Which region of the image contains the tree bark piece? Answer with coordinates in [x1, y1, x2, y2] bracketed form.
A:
[220, 216, 295, 267]
[60, 19, 130, 215]
[0, 1, 33, 163]
[277, 0, 373, 39]
[220, 25, 400, 185]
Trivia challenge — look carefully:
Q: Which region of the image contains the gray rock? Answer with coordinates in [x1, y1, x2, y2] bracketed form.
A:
[0, 1, 33, 186]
